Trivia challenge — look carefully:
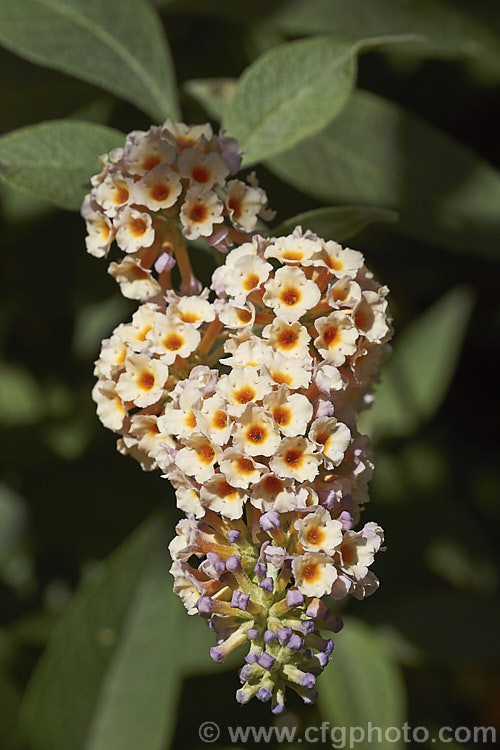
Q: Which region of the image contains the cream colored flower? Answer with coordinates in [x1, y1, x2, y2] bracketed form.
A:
[308, 416, 351, 468]
[196, 394, 233, 446]
[294, 507, 343, 554]
[318, 241, 364, 278]
[222, 254, 273, 305]
[94, 174, 133, 217]
[215, 367, 269, 417]
[292, 552, 338, 597]
[262, 387, 313, 437]
[219, 449, 266, 489]
[92, 379, 126, 431]
[108, 256, 161, 300]
[85, 211, 114, 258]
[147, 317, 201, 365]
[250, 473, 297, 513]
[263, 266, 321, 321]
[314, 311, 359, 366]
[232, 404, 281, 457]
[264, 235, 322, 266]
[179, 147, 229, 187]
[180, 186, 224, 240]
[262, 350, 312, 390]
[175, 433, 220, 483]
[269, 437, 321, 482]
[225, 179, 267, 232]
[133, 165, 182, 211]
[200, 474, 248, 520]
[353, 290, 390, 343]
[261, 318, 310, 359]
[114, 207, 155, 254]
[116, 353, 168, 407]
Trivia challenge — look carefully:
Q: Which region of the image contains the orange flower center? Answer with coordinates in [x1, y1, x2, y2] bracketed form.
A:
[243, 273, 260, 292]
[213, 410, 228, 429]
[163, 333, 184, 351]
[323, 326, 341, 348]
[129, 217, 148, 237]
[280, 286, 301, 307]
[191, 166, 210, 184]
[114, 186, 130, 204]
[246, 424, 268, 444]
[236, 457, 255, 475]
[284, 448, 304, 468]
[189, 204, 208, 223]
[198, 443, 215, 464]
[305, 527, 325, 546]
[142, 155, 161, 171]
[271, 371, 292, 386]
[236, 308, 252, 324]
[273, 406, 291, 426]
[277, 329, 298, 350]
[302, 562, 321, 583]
[235, 386, 255, 405]
[151, 183, 171, 202]
[186, 411, 197, 429]
[138, 370, 155, 391]
[228, 196, 242, 219]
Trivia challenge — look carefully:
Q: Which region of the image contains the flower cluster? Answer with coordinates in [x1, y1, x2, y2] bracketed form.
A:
[91, 226, 392, 710]
[82, 120, 273, 300]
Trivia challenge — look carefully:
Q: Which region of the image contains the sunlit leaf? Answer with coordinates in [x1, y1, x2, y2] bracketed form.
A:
[359, 287, 474, 440]
[20, 517, 184, 750]
[0, 120, 124, 210]
[0, 0, 179, 121]
[268, 91, 500, 257]
[318, 616, 406, 747]
[272, 205, 398, 242]
[224, 35, 418, 166]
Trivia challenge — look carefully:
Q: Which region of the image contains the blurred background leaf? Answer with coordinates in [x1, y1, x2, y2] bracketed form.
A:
[360, 286, 475, 440]
[0, 0, 179, 122]
[318, 617, 407, 748]
[272, 205, 398, 242]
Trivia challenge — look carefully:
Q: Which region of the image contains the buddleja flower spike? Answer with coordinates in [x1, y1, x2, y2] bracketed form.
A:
[91, 220, 392, 711]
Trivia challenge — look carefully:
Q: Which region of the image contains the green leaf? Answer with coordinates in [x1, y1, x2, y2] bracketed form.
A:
[267, 90, 500, 257]
[20, 516, 185, 750]
[224, 35, 417, 166]
[0, 0, 179, 122]
[266, 0, 500, 63]
[318, 616, 406, 747]
[359, 287, 474, 440]
[272, 205, 398, 242]
[0, 120, 124, 210]
[184, 77, 236, 121]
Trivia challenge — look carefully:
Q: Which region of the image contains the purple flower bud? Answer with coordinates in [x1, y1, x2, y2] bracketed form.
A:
[231, 590, 249, 611]
[339, 510, 353, 530]
[256, 687, 272, 702]
[239, 664, 253, 681]
[259, 576, 274, 593]
[286, 589, 304, 608]
[236, 688, 250, 704]
[272, 702, 285, 715]
[303, 690, 318, 705]
[196, 596, 212, 614]
[247, 628, 259, 641]
[288, 634, 304, 651]
[301, 672, 317, 689]
[317, 652, 329, 668]
[301, 619, 315, 635]
[306, 599, 329, 619]
[264, 545, 286, 569]
[154, 251, 176, 274]
[264, 630, 276, 643]
[245, 650, 260, 664]
[277, 627, 292, 646]
[225, 555, 241, 571]
[226, 529, 241, 543]
[324, 639, 334, 656]
[260, 510, 281, 531]
[253, 562, 266, 578]
[210, 646, 224, 663]
[257, 652, 276, 670]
